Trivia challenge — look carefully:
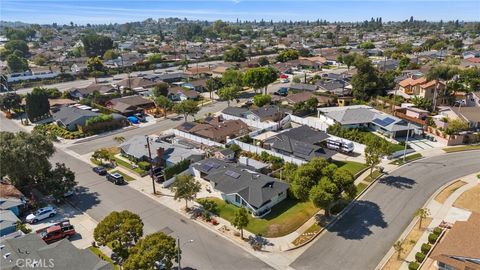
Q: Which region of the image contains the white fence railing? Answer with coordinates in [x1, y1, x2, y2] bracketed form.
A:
[173, 129, 224, 147]
[221, 113, 279, 130]
[288, 114, 332, 131]
[227, 139, 306, 165]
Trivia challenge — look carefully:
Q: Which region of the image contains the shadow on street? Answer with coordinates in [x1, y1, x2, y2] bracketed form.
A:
[378, 176, 416, 190]
[67, 186, 101, 212]
[327, 200, 387, 240]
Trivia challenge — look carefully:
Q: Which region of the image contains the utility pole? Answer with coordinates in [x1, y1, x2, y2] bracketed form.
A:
[177, 238, 181, 270]
[402, 123, 411, 162]
[145, 135, 156, 194]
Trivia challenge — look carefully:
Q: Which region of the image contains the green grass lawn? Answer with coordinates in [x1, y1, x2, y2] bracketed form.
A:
[356, 183, 368, 196]
[443, 145, 480, 153]
[198, 197, 319, 238]
[113, 157, 147, 176]
[389, 143, 407, 153]
[88, 247, 119, 270]
[109, 170, 135, 181]
[389, 153, 423, 165]
[333, 161, 368, 177]
[364, 170, 382, 183]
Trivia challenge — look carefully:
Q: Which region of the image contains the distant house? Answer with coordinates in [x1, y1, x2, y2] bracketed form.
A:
[69, 84, 117, 99]
[105, 95, 155, 116]
[281, 91, 334, 107]
[465, 91, 480, 107]
[183, 79, 207, 93]
[168, 87, 199, 101]
[120, 135, 204, 167]
[288, 83, 318, 92]
[52, 106, 127, 131]
[214, 148, 235, 161]
[115, 77, 156, 90]
[315, 79, 350, 95]
[0, 234, 113, 270]
[397, 77, 445, 103]
[192, 158, 289, 217]
[221, 105, 287, 122]
[264, 125, 335, 161]
[0, 209, 19, 236]
[0, 182, 26, 217]
[438, 106, 480, 131]
[176, 117, 250, 143]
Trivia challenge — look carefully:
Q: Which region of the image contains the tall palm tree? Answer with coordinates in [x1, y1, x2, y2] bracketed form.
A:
[427, 66, 457, 111]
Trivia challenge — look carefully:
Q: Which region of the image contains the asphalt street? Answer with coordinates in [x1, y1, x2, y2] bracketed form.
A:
[291, 150, 480, 270]
[67, 100, 227, 155]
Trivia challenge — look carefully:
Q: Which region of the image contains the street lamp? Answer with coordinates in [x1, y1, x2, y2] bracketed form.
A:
[145, 135, 156, 194]
[177, 238, 194, 270]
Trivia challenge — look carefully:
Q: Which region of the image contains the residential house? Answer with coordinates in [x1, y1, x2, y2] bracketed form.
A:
[221, 105, 287, 122]
[49, 98, 76, 112]
[0, 182, 26, 217]
[120, 135, 204, 167]
[318, 105, 416, 138]
[176, 117, 250, 143]
[263, 125, 335, 161]
[0, 234, 113, 270]
[288, 83, 318, 92]
[429, 212, 480, 270]
[168, 87, 199, 101]
[192, 158, 289, 217]
[375, 59, 400, 72]
[398, 77, 445, 102]
[316, 79, 350, 95]
[154, 73, 188, 84]
[438, 106, 480, 131]
[0, 210, 19, 237]
[69, 84, 117, 100]
[105, 95, 155, 116]
[115, 77, 157, 91]
[465, 91, 480, 107]
[214, 148, 235, 161]
[281, 91, 334, 107]
[183, 79, 207, 93]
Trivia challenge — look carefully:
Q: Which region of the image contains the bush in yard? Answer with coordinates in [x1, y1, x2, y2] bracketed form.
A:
[163, 159, 190, 181]
[415, 252, 426, 263]
[428, 233, 439, 244]
[409, 261, 419, 270]
[433, 227, 442, 236]
[421, 243, 431, 254]
[137, 161, 151, 171]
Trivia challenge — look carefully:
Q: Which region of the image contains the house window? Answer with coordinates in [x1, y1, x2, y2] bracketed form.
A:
[438, 262, 454, 270]
[235, 194, 241, 204]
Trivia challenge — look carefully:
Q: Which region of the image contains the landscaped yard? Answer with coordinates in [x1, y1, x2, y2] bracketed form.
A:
[114, 156, 148, 176]
[333, 160, 368, 177]
[356, 183, 368, 196]
[364, 170, 382, 183]
[389, 153, 423, 165]
[443, 145, 480, 153]
[198, 197, 319, 238]
[88, 246, 119, 270]
[109, 170, 135, 181]
[434, 180, 467, 204]
[454, 184, 480, 212]
[291, 222, 322, 246]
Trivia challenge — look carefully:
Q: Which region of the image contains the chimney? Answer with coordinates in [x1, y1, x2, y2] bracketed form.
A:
[156, 147, 165, 166]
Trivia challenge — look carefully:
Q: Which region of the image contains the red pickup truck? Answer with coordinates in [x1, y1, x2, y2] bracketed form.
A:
[36, 220, 76, 243]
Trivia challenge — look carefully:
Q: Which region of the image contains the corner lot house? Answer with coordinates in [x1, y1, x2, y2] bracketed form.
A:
[105, 95, 155, 116]
[0, 234, 113, 270]
[176, 117, 250, 143]
[52, 106, 127, 131]
[192, 158, 289, 217]
[120, 135, 204, 167]
[263, 125, 335, 161]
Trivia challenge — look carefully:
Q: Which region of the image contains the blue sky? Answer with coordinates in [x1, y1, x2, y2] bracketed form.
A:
[1, 0, 479, 25]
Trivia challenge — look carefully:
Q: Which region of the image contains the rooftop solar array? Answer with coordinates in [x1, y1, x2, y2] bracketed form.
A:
[373, 117, 396, 127]
[225, 170, 241, 179]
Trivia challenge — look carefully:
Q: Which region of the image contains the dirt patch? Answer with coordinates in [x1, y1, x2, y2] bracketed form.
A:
[383, 217, 433, 270]
[435, 181, 467, 204]
[267, 224, 282, 236]
[454, 184, 480, 213]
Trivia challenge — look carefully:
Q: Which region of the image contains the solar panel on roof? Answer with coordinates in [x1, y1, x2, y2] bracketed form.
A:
[382, 117, 395, 126]
[205, 160, 220, 168]
[201, 164, 213, 172]
[225, 170, 241, 179]
[372, 118, 386, 127]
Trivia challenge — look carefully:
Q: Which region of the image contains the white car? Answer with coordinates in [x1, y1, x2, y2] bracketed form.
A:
[280, 78, 290, 83]
[26, 206, 57, 224]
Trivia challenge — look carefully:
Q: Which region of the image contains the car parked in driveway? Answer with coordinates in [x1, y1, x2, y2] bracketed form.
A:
[26, 206, 57, 224]
[134, 113, 147, 122]
[93, 166, 107, 175]
[106, 173, 125, 185]
[274, 87, 289, 96]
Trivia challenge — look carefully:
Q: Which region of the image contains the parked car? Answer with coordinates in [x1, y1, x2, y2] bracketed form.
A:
[134, 113, 147, 122]
[93, 166, 107, 175]
[26, 206, 57, 224]
[274, 87, 289, 96]
[280, 78, 290, 83]
[106, 173, 125, 185]
[36, 220, 76, 243]
[127, 116, 140, 124]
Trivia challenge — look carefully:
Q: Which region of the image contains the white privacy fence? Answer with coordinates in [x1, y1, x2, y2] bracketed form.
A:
[173, 129, 224, 147]
[288, 114, 332, 131]
[221, 113, 280, 130]
[226, 139, 307, 165]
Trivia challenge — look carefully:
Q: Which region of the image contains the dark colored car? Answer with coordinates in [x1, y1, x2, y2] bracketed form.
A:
[274, 87, 289, 96]
[106, 173, 125, 185]
[134, 113, 147, 122]
[93, 166, 107, 175]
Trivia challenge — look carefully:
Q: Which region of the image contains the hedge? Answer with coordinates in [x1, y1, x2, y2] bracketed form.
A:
[86, 114, 113, 126]
[137, 161, 151, 171]
[415, 252, 426, 263]
[433, 227, 442, 236]
[408, 261, 419, 270]
[421, 243, 431, 254]
[428, 233, 439, 244]
[164, 159, 190, 181]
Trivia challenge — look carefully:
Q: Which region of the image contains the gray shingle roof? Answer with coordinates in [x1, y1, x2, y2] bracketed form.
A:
[0, 210, 19, 232]
[194, 158, 289, 209]
[289, 83, 318, 92]
[52, 106, 99, 126]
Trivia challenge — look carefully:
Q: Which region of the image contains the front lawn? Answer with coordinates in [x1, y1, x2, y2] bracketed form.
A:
[356, 183, 368, 196]
[109, 170, 135, 181]
[333, 161, 368, 177]
[198, 197, 319, 238]
[114, 157, 148, 176]
[364, 170, 382, 183]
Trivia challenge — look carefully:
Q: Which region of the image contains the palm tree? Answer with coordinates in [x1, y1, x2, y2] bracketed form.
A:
[393, 240, 405, 260]
[414, 208, 430, 229]
[427, 66, 457, 111]
[113, 136, 125, 144]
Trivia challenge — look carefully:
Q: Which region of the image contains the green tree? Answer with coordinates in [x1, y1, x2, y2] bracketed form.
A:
[257, 56, 269, 66]
[399, 56, 411, 70]
[0, 93, 22, 113]
[232, 207, 250, 239]
[4, 40, 29, 56]
[253, 94, 272, 107]
[147, 53, 163, 64]
[123, 232, 178, 270]
[276, 49, 299, 62]
[205, 77, 223, 99]
[81, 34, 113, 57]
[221, 69, 244, 87]
[414, 208, 430, 229]
[87, 56, 104, 72]
[152, 82, 169, 97]
[224, 46, 246, 62]
[94, 210, 144, 259]
[155, 95, 173, 118]
[351, 56, 382, 100]
[289, 158, 330, 201]
[445, 119, 469, 135]
[103, 49, 118, 60]
[173, 100, 200, 122]
[365, 137, 390, 177]
[426, 65, 458, 110]
[25, 88, 50, 122]
[243, 66, 277, 94]
[393, 240, 405, 260]
[341, 53, 356, 70]
[358, 41, 375, 49]
[43, 163, 76, 199]
[6, 54, 28, 72]
[217, 85, 240, 106]
[411, 96, 432, 111]
[170, 174, 201, 210]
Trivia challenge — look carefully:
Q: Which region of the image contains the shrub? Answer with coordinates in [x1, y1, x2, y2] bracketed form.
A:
[415, 252, 426, 263]
[408, 261, 419, 270]
[85, 114, 113, 126]
[433, 227, 442, 236]
[421, 243, 431, 254]
[163, 159, 190, 181]
[137, 161, 151, 171]
[428, 233, 439, 244]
